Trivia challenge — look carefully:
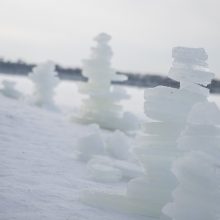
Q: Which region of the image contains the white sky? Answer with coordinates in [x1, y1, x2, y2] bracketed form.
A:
[0, 0, 219, 76]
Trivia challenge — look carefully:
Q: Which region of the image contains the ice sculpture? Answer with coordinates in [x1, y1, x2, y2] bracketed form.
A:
[163, 101, 220, 220]
[75, 33, 139, 132]
[80, 47, 215, 218]
[121, 47, 215, 217]
[0, 80, 22, 99]
[28, 61, 59, 110]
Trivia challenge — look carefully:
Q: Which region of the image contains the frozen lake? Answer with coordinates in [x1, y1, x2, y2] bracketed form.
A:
[0, 73, 220, 117]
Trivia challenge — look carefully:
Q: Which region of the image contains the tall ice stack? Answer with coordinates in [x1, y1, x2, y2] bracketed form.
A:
[163, 101, 220, 220]
[75, 33, 138, 132]
[125, 47, 214, 217]
[80, 47, 215, 218]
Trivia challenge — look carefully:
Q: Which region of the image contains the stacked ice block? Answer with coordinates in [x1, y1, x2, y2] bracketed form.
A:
[75, 33, 138, 132]
[163, 101, 220, 220]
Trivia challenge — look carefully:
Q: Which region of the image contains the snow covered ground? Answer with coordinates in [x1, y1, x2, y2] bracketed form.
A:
[0, 74, 150, 220]
[0, 94, 152, 220]
[0, 74, 220, 220]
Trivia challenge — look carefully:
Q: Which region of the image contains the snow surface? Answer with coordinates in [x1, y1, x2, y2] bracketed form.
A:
[1, 73, 220, 220]
[0, 94, 150, 220]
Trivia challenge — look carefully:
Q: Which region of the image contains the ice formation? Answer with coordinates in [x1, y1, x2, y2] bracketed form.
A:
[28, 61, 59, 110]
[80, 47, 215, 217]
[0, 80, 22, 99]
[163, 101, 220, 220]
[86, 156, 143, 182]
[75, 33, 139, 132]
[105, 130, 131, 160]
[169, 47, 214, 95]
[121, 47, 215, 217]
[76, 128, 105, 162]
[76, 122, 141, 181]
[112, 159, 143, 179]
[87, 157, 123, 183]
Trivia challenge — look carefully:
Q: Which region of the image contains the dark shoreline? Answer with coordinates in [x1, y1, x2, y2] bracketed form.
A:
[0, 59, 219, 93]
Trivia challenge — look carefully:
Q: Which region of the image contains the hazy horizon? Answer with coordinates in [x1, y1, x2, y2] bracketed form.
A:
[0, 0, 219, 75]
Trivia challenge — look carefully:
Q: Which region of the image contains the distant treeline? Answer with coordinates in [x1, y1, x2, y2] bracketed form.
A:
[0, 58, 220, 93]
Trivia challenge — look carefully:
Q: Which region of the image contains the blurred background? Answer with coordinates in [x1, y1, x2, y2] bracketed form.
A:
[0, 0, 219, 73]
[0, 0, 219, 107]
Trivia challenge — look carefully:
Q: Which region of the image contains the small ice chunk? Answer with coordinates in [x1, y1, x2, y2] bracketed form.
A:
[105, 130, 131, 160]
[87, 156, 143, 180]
[113, 160, 144, 179]
[169, 67, 214, 86]
[187, 101, 220, 125]
[144, 86, 206, 122]
[126, 176, 171, 202]
[87, 159, 122, 183]
[169, 47, 214, 87]
[111, 87, 129, 100]
[172, 47, 208, 62]
[0, 80, 22, 99]
[122, 112, 140, 131]
[76, 132, 105, 162]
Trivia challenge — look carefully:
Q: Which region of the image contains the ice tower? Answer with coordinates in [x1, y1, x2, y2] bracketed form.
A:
[75, 33, 138, 132]
[28, 61, 59, 110]
[124, 47, 214, 217]
[80, 47, 215, 218]
[163, 101, 220, 220]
